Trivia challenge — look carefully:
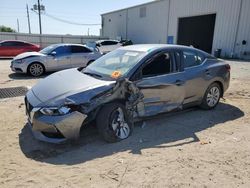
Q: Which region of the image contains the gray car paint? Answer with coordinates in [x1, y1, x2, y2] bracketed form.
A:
[25, 44, 230, 143]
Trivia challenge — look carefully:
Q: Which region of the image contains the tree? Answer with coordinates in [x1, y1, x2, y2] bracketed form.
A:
[0, 25, 16, 33]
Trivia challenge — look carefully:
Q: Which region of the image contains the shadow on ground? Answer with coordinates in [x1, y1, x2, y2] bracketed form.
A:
[19, 102, 244, 165]
[9, 72, 51, 80]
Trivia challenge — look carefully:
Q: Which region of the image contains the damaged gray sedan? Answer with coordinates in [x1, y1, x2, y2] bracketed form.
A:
[25, 44, 230, 143]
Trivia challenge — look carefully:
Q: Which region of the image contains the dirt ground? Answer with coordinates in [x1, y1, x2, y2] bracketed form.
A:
[0, 59, 250, 188]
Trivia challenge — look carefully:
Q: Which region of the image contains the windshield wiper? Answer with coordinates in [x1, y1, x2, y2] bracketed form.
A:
[84, 72, 102, 78]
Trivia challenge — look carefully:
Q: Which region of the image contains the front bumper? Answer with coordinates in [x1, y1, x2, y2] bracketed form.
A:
[25, 99, 87, 144]
[11, 61, 27, 73]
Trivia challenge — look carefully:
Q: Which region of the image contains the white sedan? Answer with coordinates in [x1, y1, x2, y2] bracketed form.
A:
[10, 44, 102, 76]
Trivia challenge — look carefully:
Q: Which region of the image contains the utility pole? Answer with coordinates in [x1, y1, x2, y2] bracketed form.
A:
[17, 18, 20, 32]
[26, 4, 31, 34]
[37, 0, 42, 34]
[87, 28, 90, 36]
[32, 1, 45, 34]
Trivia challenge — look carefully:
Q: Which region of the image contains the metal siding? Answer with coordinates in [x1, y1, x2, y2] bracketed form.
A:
[102, 0, 169, 43]
[234, 0, 250, 59]
[127, 0, 169, 44]
[168, 0, 241, 57]
[102, 10, 127, 40]
[102, 0, 249, 58]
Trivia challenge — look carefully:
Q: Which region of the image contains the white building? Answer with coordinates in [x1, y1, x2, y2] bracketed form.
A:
[101, 0, 250, 59]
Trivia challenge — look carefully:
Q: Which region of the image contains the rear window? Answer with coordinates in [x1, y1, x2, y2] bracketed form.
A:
[183, 50, 205, 68]
[71, 46, 92, 53]
[101, 41, 119, 45]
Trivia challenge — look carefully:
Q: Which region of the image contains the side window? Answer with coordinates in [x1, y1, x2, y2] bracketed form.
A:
[142, 52, 172, 77]
[71, 46, 92, 53]
[22, 43, 32, 47]
[1, 42, 15, 46]
[183, 50, 204, 68]
[54, 46, 70, 56]
[14, 42, 25, 46]
[101, 41, 118, 45]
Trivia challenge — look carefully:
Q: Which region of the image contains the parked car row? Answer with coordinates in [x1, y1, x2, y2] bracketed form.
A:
[1, 39, 133, 76]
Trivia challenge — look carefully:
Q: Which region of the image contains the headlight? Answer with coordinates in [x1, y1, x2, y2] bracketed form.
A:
[14, 59, 23, 64]
[40, 106, 70, 116]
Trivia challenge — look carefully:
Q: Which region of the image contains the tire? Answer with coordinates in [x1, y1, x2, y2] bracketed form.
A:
[200, 83, 221, 110]
[96, 102, 133, 143]
[28, 62, 45, 77]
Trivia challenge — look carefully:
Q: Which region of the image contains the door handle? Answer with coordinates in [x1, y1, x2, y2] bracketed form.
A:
[175, 80, 184, 86]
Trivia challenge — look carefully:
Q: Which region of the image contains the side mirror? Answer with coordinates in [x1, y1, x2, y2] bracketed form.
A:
[51, 51, 56, 56]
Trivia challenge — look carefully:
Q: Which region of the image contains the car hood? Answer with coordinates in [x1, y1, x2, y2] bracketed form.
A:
[29, 68, 115, 107]
[14, 51, 45, 60]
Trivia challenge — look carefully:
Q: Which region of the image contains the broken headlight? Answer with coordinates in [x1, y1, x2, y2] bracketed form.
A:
[40, 106, 71, 116]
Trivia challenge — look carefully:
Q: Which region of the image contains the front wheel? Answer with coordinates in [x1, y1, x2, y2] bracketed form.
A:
[28, 63, 44, 77]
[96, 103, 133, 143]
[200, 83, 221, 110]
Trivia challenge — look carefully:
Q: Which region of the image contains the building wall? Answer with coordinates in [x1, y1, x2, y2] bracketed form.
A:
[234, 0, 250, 59]
[126, 0, 169, 44]
[102, 0, 169, 44]
[102, 0, 250, 59]
[168, 0, 242, 58]
[102, 10, 127, 40]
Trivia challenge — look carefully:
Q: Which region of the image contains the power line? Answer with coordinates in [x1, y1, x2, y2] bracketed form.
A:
[31, 10, 100, 26]
[44, 12, 101, 26]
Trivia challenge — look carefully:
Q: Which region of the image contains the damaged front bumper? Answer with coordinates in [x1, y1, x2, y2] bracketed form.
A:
[26, 101, 87, 144]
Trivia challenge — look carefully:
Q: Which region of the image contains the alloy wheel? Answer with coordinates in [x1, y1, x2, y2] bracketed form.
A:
[29, 63, 43, 76]
[111, 107, 130, 139]
[206, 86, 220, 107]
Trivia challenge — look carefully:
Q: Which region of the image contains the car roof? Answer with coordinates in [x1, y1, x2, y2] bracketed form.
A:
[48, 43, 93, 51]
[121, 44, 194, 52]
[121, 44, 214, 57]
[0, 40, 31, 44]
[95, 40, 119, 43]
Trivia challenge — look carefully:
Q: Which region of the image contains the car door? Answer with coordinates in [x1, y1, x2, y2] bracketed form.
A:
[0, 41, 17, 56]
[14, 41, 27, 55]
[181, 49, 208, 104]
[70, 45, 92, 68]
[133, 51, 186, 117]
[46, 45, 71, 71]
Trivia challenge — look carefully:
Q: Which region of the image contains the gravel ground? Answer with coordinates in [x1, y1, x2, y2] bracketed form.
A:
[0, 59, 250, 188]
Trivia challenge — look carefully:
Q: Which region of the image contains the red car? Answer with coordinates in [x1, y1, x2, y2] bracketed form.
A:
[0, 40, 40, 57]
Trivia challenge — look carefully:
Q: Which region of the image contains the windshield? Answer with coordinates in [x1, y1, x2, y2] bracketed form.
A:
[83, 49, 145, 79]
[39, 44, 60, 55]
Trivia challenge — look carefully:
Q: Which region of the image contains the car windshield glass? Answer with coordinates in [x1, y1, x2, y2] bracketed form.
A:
[83, 49, 145, 79]
[40, 44, 60, 55]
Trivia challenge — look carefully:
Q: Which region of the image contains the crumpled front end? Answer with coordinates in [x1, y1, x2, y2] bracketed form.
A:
[24, 73, 143, 144]
[25, 95, 87, 144]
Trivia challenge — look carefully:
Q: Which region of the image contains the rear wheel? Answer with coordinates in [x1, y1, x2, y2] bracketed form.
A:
[28, 63, 44, 77]
[200, 83, 221, 109]
[96, 102, 133, 143]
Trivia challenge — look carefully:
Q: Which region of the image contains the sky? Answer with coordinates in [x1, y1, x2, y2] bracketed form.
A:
[0, 0, 153, 36]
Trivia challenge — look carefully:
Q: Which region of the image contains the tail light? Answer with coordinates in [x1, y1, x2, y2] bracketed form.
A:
[225, 64, 231, 71]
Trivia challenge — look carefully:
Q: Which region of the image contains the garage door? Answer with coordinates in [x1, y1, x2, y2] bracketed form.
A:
[177, 14, 216, 53]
